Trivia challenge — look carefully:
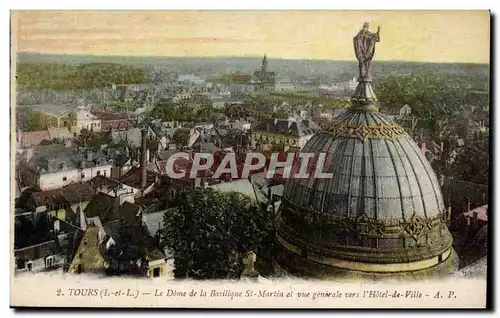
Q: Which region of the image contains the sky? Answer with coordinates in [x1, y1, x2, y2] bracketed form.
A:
[13, 10, 490, 63]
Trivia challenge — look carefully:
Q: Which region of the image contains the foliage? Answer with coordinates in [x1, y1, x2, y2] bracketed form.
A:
[374, 73, 488, 137]
[17, 62, 148, 91]
[450, 131, 490, 185]
[159, 188, 275, 279]
[26, 110, 45, 131]
[75, 129, 112, 149]
[172, 129, 191, 148]
[39, 139, 53, 146]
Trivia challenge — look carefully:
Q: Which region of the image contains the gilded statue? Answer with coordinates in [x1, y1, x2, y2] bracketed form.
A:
[353, 22, 381, 81]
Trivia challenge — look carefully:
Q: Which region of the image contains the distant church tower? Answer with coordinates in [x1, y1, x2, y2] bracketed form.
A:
[261, 54, 268, 74]
[260, 54, 268, 90]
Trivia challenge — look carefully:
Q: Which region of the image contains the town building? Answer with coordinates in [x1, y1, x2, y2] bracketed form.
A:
[27, 183, 96, 221]
[230, 74, 255, 96]
[274, 76, 296, 92]
[17, 145, 113, 191]
[90, 109, 137, 131]
[253, 54, 276, 91]
[17, 127, 74, 149]
[251, 118, 315, 150]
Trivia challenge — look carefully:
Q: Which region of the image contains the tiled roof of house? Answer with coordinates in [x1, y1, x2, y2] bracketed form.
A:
[84, 192, 120, 223]
[232, 74, 252, 84]
[14, 240, 61, 261]
[32, 183, 96, 208]
[120, 166, 157, 190]
[90, 110, 129, 121]
[89, 175, 121, 191]
[252, 118, 314, 137]
[118, 201, 142, 226]
[59, 183, 96, 204]
[143, 209, 172, 238]
[30, 104, 74, 118]
[20, 130, 50, 148]
[27, 145, 111, 173]
[101, 119, 136, 131]
[147, 246, 166, 261]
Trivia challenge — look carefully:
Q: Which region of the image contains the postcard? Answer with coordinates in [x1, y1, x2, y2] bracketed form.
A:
[10, 10, 490, 308]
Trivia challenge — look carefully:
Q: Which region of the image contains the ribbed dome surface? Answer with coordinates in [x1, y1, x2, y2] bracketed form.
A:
[276, 108, 456, 276]
[282, 110, 445, 220]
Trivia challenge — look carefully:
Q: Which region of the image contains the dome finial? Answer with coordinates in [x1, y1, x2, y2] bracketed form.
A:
[351, 22, 381, 112]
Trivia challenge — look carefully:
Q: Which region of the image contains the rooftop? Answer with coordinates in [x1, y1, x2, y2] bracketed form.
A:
[120, 166, 157, 190]
[88, 175, 121, 191]
[32, 183, 96, 208]
[143, 209, 173, 238]
[28, 104, 74, 118]
[84, 192, 120, 223]
[19, 130, 50, 148]
[252, 118, 314, 137]
[26, 145, 111, 174]
[14, 240, 61, 261]
[118, 201, 142, 226]
[208, 179, 256, 200]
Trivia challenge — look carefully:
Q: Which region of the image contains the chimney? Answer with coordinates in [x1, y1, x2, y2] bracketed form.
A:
[140, 128, 148, 189]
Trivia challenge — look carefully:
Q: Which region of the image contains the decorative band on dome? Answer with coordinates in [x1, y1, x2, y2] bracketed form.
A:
[325, 122, 408, 141]
[276, 216, 453, 264]
[351, 95, 378, 104]
[281, 198, 451, 243]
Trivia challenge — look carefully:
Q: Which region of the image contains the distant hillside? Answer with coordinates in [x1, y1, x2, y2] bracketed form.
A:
[16, 52, 489, 82]
[16, 62, 148, 91]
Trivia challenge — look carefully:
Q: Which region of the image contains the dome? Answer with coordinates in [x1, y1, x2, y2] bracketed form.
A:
[276, 108, 458, 279]
[275, 25, 457, 280]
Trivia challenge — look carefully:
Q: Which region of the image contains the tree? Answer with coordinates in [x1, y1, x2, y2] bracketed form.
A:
[450, 131, 489, 185]
[159, 188, 275, 279]
[172, 129, 190, 148]
[26, 110, 45, 131]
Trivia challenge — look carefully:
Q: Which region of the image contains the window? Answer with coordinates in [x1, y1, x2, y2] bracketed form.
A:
[62, 177, 67, 182]
[153, 267, 161, 277]
[97, 170, 101, 176]
[45, 256, 54, 268]
[81, 173, 85, 179]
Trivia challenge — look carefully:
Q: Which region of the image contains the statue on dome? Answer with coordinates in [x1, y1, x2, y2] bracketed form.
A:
[353, 22, 380, 81]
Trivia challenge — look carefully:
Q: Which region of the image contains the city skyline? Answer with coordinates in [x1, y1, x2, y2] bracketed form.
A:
[13, 10, 490, 64]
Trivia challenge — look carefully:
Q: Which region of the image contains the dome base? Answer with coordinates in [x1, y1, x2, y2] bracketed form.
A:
[275, 243, 459, 282]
